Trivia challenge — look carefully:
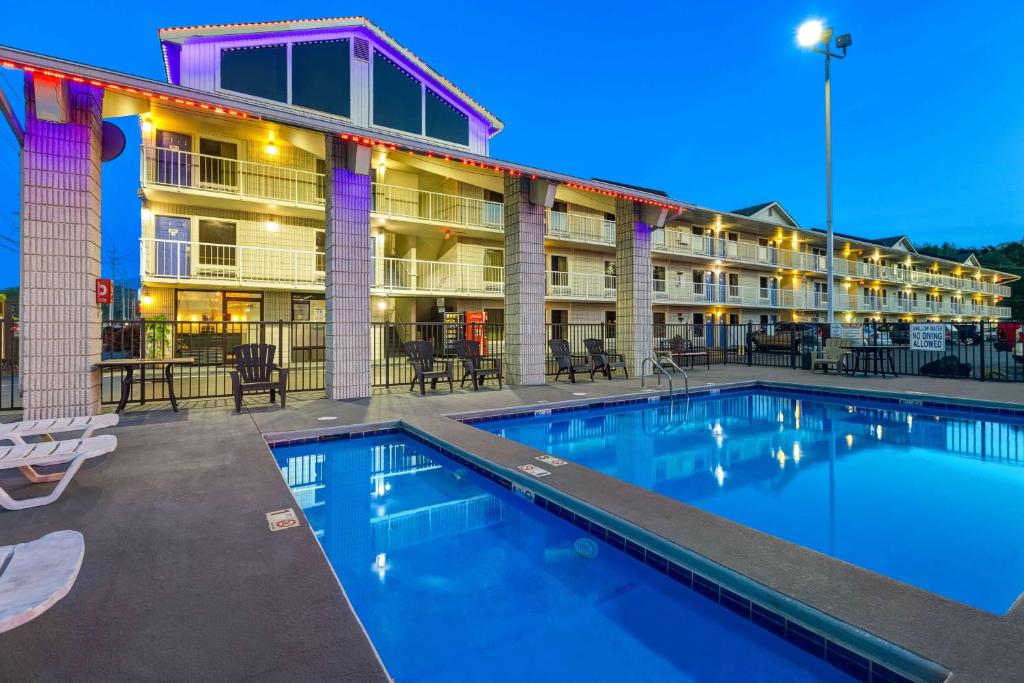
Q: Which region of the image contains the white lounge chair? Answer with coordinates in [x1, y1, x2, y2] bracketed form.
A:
[0, 414, 119, 484]
[0, 414, 119, 445]
[0, 436, 117, 510]
[0, 530, 84, 633]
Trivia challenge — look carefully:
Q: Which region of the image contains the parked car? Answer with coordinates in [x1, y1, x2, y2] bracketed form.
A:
[996, 322, 1022, 352]
[747, 323, 822, 352]
[880, 322, 909, 345]
[1015, 329, 1024, 363]
[952, 324, 983, 346]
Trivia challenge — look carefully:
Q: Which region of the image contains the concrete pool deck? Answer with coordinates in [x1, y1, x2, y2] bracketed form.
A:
[1, 365, 1023, 681]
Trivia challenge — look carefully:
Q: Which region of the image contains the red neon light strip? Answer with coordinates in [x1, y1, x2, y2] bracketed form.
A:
[0, 59, 255, 120]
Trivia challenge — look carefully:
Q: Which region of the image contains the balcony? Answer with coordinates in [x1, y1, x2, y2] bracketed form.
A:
[547, 271, 616, 300]
[140, 237, 325, 289]
[372, 184, 503, 232]
[546, 211, 615, 246]
[373, 257, 503, 297]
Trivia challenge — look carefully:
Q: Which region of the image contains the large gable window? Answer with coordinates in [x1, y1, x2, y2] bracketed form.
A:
[372, 51, 422, 134]
[292, 40, 351, 117]
[220, 45, 287, 103]
[425, 89, 469, 146]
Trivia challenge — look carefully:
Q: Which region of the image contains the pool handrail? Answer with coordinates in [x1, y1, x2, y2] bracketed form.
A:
[641, 354, 689, 402]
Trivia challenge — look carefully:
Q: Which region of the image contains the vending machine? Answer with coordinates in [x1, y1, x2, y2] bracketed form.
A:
[465, 311, 488, 356]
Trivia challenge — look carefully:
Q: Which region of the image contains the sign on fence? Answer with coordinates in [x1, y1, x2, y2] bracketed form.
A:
[830, 323, 863, 341]
[95, 278, 113, 305]
[910, 323, 946, 352]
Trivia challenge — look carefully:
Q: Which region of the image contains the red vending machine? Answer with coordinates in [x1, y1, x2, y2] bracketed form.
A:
[464, 311, 488, 356]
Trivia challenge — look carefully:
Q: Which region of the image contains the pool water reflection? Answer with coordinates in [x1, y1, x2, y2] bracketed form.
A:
[479, 390, 1024, 613]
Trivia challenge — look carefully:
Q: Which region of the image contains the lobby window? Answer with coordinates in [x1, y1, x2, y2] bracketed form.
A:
[373, 51, 422, 134]
[198, 220, 237, 267]
[220, 45, 287, 103]
[292, 40, 351, 117]
[425, 89, 469, 145]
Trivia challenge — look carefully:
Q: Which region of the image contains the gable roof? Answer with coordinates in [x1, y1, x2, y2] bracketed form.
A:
[157, 16, 504, 136]
[731, 201, 799, 227]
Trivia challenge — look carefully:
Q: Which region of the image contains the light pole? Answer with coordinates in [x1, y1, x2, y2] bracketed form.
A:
[798, 20, 852, 324]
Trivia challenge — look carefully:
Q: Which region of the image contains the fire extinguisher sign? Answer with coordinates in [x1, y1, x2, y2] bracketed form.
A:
[95, 278, 113, 305]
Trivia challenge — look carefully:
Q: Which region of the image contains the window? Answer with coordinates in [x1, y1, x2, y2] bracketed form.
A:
[315, 230, 325, 272]
[605, 311, 616, 339]
[550, 255, 568, 287]
[653, 266, 666, 292]
[373, 51, 422, 134]
[292, 40, 350, 117]
[425, 89, 469, 145]
[220, 45, 287, 102]
[550, 309, 568, 340]
[604, 260, 616, 290]
[198, 138, 238, 189]
[693, 270, 705, 295]
[198, 220, 237, 266]
[291, 293, 325, 322]
[653, 311, 666, 338]
[483, 249, 503, 285]
[729, 313, 740, 325]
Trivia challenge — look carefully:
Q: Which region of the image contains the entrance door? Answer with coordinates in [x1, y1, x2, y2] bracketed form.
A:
[155, 131, 192, 187]
[154, 216, 191, 277]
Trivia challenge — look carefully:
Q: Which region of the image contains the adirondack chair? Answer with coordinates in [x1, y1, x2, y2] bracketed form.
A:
[548, 338, 593, 383]
[583, 338, 628, 379]
[230, 344, 289, 412]
[453, 339, 502, 390]
[812, 338, 850, 374]
[404, 340, 454, 395]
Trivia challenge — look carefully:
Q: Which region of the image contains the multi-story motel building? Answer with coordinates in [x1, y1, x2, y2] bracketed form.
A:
[0, 16, 1017, 414]
[134, 18, 1014, 344]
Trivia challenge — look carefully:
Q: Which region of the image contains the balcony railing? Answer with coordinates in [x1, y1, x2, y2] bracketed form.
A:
[372, 184, 503, 232]
[546, 271, 616, 300]
[140, 238, 325, 288]
[373, 257, 503, 296]
[546, 211, 615, 245]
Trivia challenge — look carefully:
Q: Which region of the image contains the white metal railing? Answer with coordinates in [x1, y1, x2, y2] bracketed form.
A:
[372, 183, 503, 232]
[546, 271, 616, 300]
[373, 257, 504, 295]
[546, 211, 615, 245]
[140, 237, 324, 287]
[140, 145, 325, 206]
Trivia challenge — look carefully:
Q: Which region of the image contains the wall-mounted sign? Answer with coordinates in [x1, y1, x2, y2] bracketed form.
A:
[95, 278, 112, 305]
[829, 323, 862, 341]
[910, 323, 946, 352]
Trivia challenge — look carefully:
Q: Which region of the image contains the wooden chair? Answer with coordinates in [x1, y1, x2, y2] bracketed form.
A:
[548, 338, 593, 383]
[230, 344, 288, 413]
[453, 339, 502, 390]
[583, 338, 628, 379]
[812, 338, 849, 374]
[404, 341, 453, 395]
[668, 335, 711, 370]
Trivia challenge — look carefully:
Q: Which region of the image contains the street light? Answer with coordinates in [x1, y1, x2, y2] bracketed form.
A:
[797, 19, 852, 324]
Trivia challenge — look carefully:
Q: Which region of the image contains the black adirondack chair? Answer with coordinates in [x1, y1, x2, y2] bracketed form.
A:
[548, 338, 593, 383]
[230, 343, 289, 412]
[404, 340, 454, 395]
[453, 339, 502, 390]
[583, 338, 628, 379]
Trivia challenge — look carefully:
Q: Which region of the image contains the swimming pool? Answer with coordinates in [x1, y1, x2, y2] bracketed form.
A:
[477, 389, 1024, 613]
[273, 433, 851, 682]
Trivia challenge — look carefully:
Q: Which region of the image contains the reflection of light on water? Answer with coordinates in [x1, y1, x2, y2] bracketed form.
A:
[907, 415, 913, 432]
[876, 424, 884, 440]
[714, 464, 726, 487]
[792, 442, 802, 464]
[846, 434, 854, 449]
[776, 448, 787, 469]
[374, 553, 389, 581]
[372, 475, 392, 498]
[777, 411, 785, 423]
[712, 422, 723, 436]
[794, 401, 801, 430]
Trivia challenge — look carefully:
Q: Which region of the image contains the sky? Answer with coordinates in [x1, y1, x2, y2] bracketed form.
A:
[0, 0, 1022, 287]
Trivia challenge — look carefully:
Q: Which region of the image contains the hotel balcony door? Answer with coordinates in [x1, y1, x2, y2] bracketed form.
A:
[155, 130, 192, 187]
[154, 216, 191, 278]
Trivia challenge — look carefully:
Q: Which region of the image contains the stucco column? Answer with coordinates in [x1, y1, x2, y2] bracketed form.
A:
[20, 78, 103, 419]
[324, 137, 371, 400]
[503, 174, 548, 385]
[615, 199, 654, 376]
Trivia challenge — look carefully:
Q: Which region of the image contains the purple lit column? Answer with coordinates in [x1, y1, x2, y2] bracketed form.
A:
[324, 137, 371, 400]
[20, 78, 103, 419]
[615, 199, 653, 376]
[503, 173, 547, 385]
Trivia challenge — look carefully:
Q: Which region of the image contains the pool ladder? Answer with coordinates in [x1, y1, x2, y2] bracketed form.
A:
[641, 354, 689, 402]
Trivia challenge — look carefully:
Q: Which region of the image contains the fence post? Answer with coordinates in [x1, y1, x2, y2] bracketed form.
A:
[979, 320, 986, 381]
[790, 332, 798, 369]
[747, 322, 753, 367]
[140, 318, 147, 359]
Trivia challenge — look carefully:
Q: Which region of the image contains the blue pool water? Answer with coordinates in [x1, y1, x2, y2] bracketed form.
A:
[479, 389, 1024, 613]
[273, 433, 848, 682]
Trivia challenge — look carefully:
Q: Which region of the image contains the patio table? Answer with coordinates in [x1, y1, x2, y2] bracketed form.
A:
[94, 358, 196, 413]
[845, 345, 908, 379]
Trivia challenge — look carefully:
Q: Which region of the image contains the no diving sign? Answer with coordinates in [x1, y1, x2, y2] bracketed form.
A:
[266, 508, 301, 532]
[910, 323, 946, 352]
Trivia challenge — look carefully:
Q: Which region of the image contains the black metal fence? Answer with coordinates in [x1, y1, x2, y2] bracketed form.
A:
[0, 315, 19, 411]
[89, 317, 1023, 407]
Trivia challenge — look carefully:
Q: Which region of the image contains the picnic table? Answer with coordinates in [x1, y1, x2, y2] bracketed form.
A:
[845, 344, 908, 378]
[94, 357, 196, 413]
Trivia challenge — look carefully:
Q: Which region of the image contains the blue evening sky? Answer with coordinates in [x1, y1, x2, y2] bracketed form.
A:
[0, 1, 1022, 286]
